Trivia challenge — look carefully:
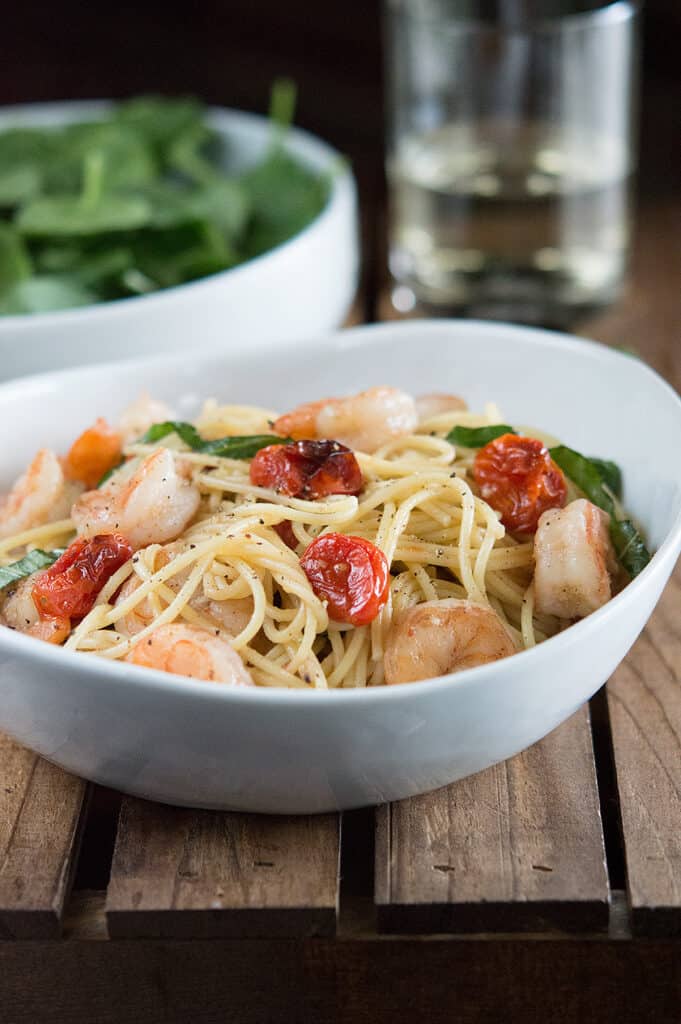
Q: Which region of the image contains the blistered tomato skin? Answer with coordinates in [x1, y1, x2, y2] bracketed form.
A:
[32, 533, 134, 620]
[249, 440, 363, 500]
[300, 534, 389, 626]
[473, 434, 567, 535]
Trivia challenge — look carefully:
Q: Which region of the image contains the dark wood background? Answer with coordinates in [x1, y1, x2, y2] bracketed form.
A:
[1, 0, 678, 203]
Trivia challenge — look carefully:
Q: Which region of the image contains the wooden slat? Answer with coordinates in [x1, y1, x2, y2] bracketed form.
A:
[0, 734, 88, 939]
[4, 931, 681, 1024]
[105, 798, 340, 938]
[607, 569, 681, 937]
[375, 707, 609, 934]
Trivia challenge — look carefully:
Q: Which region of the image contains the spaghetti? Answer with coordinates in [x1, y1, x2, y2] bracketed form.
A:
[0, 387, 644, 688]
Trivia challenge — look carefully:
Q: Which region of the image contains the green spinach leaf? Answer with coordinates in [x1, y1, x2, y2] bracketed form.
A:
[0, 276, 97, 314]
[0, 224, 32, 290]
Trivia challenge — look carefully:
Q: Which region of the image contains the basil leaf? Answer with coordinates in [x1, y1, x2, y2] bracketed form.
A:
[549, 446, 616, 517]
[139, 421, 282, 460]
[446, 424, 516, 447]
[610, 519, 652, 579]
[549, 445, 650, 578]
[589, 458, 622, 499]
[0, 549, 63, 591]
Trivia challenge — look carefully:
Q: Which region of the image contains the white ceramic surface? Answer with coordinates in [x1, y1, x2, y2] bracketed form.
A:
[0, 101, 358, 380]
[0, 321, 680, 813]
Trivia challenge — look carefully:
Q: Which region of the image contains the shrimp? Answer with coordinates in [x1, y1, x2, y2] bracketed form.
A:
[114, 545, 254, 637]
[0, 449, 79, 540]
[118, 393, 175, 445]
[0, 577, 70, 644]
[273, 386, 418, 453]
[384, 598, 516, 684]
[415, 393, 468, 422]
[125, 623, 255, 685]
[534, 498, 617, 619]
[71, 448, 200, 549]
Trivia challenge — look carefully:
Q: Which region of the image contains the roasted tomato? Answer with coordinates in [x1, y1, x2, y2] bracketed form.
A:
[300, 533, 389, 626]
[473, 433, 567, 534]
[64, 418, 123, 489]
[249, 440, 363, 500]
[33, 533, 133, 620]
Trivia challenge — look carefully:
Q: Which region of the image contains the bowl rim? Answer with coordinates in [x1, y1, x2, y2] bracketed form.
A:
[0, 99, 355, 331]
[1, 318, 680, 705]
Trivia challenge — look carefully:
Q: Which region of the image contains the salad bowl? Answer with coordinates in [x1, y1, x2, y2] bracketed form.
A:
[0, 101, 358, 380]
[0, 320, 679, 812]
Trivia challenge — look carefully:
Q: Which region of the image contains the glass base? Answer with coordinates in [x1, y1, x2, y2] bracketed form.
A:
[389, 277, 622, 332]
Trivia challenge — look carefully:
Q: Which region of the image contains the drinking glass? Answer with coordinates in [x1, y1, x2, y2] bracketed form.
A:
[384, 1, 640, 326]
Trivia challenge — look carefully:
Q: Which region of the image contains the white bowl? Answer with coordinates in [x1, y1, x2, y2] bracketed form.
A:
[0, 320, 680, 813]
[0, 101, 358, 381]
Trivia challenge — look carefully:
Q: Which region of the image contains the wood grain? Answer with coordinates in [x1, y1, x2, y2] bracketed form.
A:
[0, 734, 88, 939]
[376, 707, 609, 934]
[1, 934, 681, 1024]
[607, 569, 681, 936]
[105, 798, 340, 938]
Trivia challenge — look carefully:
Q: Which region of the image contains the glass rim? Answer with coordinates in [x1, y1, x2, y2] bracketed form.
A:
[385, 0, 640, 35]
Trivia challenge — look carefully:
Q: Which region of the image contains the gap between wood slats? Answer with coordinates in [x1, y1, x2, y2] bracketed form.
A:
[105, 798, 341, 939]
[375, 706, 610, 935]
[588, 686, 627, 894]
[0, 734, 89, 939]
[607, 568, 681, 937]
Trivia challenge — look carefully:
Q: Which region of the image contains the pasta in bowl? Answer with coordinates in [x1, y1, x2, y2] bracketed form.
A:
[0, 382, 649, 689]
[0, 320, 678, 811]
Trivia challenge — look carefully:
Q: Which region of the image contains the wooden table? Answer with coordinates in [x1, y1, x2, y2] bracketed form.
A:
[1, 195, 680, 1023]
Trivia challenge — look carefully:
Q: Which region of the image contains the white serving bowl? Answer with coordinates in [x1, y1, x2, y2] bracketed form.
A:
[0, 101, 358, 381]
[0, 320, 680, 813]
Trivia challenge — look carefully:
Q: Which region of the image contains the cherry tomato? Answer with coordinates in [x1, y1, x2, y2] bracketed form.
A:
[300, 534, 389, 626]
[64, 418, 123, 489]
[473, 433, 567, 534]
[33, 533, 133, 620]
[250, 440, 363, 500]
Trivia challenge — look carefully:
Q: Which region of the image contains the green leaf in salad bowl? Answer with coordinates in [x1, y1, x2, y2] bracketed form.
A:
[45, 121, 157, 194]
[168, 122, 221, 186]
[0, 128, 52, 205]
[133, 178, 249, 239]
[241, 150, 329, 256]
[114, 95, 206, 162]
[0, 223, 32, 290]
[0, 275, 97, 314]
[16, 193, 151, 237]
